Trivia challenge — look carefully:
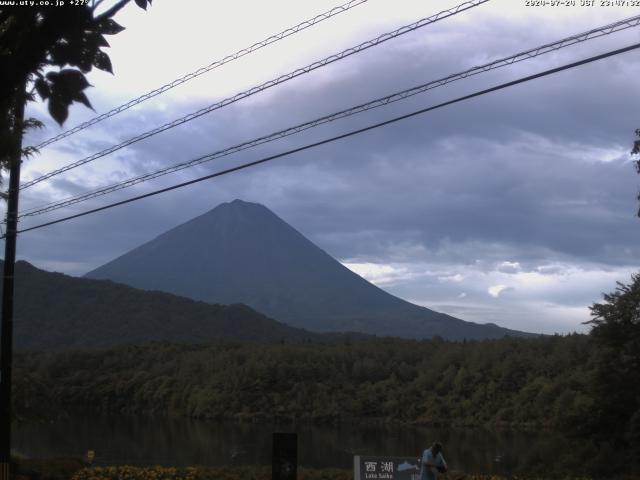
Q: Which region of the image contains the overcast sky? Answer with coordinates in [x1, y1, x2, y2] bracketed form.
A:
[11, 0, 640, 334]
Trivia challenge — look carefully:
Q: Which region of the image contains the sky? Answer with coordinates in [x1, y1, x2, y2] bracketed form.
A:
[10, 0, 640, 335]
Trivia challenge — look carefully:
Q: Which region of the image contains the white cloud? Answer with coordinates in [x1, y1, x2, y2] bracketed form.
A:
[512, 271, 556, 288]
[438, 273, 464, 283]
[488, 284, 510, 298]
[497, 261, 521, 273]
[342, 262, 415, 286]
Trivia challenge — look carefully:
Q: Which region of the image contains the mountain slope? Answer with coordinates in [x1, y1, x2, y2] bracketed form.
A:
[85, 200, 531, 340]
[3, 260, 336, 351]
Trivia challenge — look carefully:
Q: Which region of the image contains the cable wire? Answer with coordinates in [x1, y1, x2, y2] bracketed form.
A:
[31, 0, 370, 150]
[19, 13, 640, 218]
[20, 0, 489, 190]
[13, 41, 640, 237]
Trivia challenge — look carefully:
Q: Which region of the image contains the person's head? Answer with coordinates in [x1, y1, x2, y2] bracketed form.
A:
[431, 442, 443, 455]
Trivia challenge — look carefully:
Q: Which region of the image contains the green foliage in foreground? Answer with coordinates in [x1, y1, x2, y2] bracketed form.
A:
[68, 465, 603, 480]
[14, 335, 590, 428]
[11, 456, 85, 480]
[13, 462, 640, 480]
[586, 274, 640, 448]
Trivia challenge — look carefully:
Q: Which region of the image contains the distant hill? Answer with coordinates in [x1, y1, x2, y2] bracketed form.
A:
[86, 199, 533, 340]
[3, 260, 342, 351]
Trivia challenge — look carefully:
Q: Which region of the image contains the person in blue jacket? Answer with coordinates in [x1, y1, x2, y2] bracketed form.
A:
[420, 442, 447, 480]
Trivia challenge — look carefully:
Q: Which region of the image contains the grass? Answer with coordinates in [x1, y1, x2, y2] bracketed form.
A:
[9, 459, 640, 480]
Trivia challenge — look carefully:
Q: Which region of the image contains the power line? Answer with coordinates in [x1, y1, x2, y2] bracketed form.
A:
[31, 0, 370, 151]
[20, 0, 489, 190]
[19, 13, 640, 218]
[13, 41, 640, 237]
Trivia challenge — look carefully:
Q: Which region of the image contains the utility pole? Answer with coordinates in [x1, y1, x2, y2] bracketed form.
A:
[0, 81, 25, 480]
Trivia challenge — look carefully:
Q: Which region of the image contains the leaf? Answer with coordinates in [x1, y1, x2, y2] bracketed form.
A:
[48, 43, 70, 67]
[34, 78, 51, 100]
[68, 47, 94, 73]
[46, 69, 93, 122]
[48, 97, 69, 126]
[98, 18, 125, 35]
[93, 50, 113, 74]
[23, 118, 44, 130]
[72, 91, 93, 110]
[95, 33, 110, 48]
[22, 145, 40, 160]
[57, 69, 90, 91]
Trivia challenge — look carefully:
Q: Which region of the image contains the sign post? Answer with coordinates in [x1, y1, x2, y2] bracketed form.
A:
[354, 456, 421, 480]
[272, 433, 297, 480]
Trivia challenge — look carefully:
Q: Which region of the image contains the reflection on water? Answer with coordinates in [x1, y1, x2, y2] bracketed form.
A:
[13, 415, 582, 476]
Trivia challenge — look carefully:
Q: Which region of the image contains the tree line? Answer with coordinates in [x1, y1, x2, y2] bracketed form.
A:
[12, 334, 592, 427]
[10, 274, 640, 476]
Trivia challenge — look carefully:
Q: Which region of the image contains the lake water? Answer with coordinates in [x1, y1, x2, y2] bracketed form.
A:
[13, 415, 579, 477]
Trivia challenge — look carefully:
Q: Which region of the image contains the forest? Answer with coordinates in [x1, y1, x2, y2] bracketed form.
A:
[13, 335, 589, 427]
[9, 333, 634, 470]
[11, 274, 640, 477]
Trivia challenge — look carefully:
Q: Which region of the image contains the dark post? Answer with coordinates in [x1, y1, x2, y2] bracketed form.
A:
[272, 432, 297, 480]
[0, 82, 25, 480]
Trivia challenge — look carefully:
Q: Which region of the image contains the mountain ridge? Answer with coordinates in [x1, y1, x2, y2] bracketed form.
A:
[86, 199, 533, 340]
[3, 259, 360, 351]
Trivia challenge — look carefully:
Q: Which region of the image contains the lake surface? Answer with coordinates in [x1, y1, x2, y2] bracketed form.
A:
[13, 415, 576, 476]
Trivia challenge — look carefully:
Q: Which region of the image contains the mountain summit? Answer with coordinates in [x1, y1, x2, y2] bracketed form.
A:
[86, 200, 530, 339]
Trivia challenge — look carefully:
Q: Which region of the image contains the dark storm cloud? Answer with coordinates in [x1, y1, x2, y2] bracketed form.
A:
[15, 11, 640, 281]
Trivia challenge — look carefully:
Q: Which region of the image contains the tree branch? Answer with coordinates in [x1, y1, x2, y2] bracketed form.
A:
[95, 0, 130, 20]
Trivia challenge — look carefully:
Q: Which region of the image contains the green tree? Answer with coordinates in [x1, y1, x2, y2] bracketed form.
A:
[631, 130, 640, 216]
[0, 3, 151, 475]
[0, 0, 152, 172]
[587, 273, 640, 467]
